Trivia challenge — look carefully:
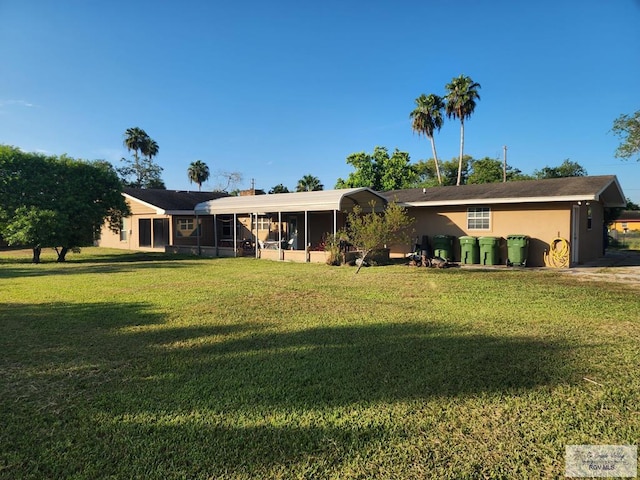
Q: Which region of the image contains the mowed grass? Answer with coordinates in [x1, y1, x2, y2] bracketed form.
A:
[1, 248, 638, 479]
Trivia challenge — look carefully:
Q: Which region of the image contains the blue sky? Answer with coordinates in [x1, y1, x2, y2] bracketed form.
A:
[1, 0, 639, 202]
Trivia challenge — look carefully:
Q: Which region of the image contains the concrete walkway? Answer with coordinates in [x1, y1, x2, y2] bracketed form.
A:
[561, 249, 640, 287]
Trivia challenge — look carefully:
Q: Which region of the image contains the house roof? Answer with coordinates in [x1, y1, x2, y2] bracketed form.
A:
[384, 175, 626, 208]
[194, 188, 387, 215]
[123, 188, 229, 214]
[617, 210, 640, 221]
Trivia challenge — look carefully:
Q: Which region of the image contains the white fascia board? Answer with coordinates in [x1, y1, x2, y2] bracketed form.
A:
[401, 195, 599, 207]
[123, 193, 166, 215]
[167, 210, 199, 216]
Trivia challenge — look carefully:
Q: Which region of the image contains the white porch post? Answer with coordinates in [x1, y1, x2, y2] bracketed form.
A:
[254, 213, 259, 259]
[333, 210, 337, 237]
[196, 213, 200, 256]
[233, 213, 238, 258]
[305, 210, 309, 262]
[213, 213, 218, 256]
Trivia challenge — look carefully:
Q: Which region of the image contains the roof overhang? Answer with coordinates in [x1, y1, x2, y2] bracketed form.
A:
[123, 192, 166, 215]
[195, 188, 387, 215]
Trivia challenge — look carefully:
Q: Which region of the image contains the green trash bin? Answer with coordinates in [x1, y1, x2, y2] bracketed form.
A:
[459, 236, 479, 264]
[432, 235, 454, 261]
[506, 234, 530, 266]
[478, 236, 500, 265]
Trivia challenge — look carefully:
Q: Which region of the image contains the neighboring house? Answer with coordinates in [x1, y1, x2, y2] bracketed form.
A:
[98, 188, 228, 251]
[193, 188, 387, 262]
[610, 210, 640, 233]
[384, 175, 626, 267]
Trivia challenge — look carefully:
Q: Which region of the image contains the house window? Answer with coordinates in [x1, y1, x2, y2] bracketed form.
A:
[176, 218, 198, 237]
[587, 206, 592, 230]
[256, 216, 271, 231]
[467, 207, 490, 230]
[119, 218, 128, 242]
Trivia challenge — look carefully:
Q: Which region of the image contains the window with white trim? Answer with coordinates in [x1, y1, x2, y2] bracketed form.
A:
[256, 216, 271, 231]
[176, 218, 198, 237]
[467, 207, 490, 230]
[119, 218, 128, 241]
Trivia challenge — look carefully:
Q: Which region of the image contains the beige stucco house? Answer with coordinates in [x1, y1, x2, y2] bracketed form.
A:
[99, 176, 626, 267]
[384, 175, 626, 267]
[97, 188, 228, 251]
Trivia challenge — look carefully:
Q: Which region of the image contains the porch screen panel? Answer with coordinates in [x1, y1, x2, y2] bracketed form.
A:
[139, 219, 151, 247]
[153, 218, 169, 247]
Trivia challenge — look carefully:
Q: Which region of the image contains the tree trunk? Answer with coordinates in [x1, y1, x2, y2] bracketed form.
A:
[430, 136, 442, 185]
[457, 120, 465, 186]
[56, 247, 69, 262]
[32, 246, 41, 264]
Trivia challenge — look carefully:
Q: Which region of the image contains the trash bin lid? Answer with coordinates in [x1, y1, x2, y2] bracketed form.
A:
[507, 234, 529, 240]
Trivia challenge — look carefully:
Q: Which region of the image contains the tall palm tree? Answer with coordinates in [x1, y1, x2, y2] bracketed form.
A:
[187, 160, 210, 191]
[410, 93, 445, 185]
[445, 75, 481, 186]
[123, 127, 149, 165]
[142, 138, 159, 161]
[296, 174, 323, 192]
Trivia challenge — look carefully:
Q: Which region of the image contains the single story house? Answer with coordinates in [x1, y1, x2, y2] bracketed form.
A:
[610, 210, 640, 233]
[384, 175, 626, 267]
[99, 176, 626, 268]
[98, 188, 228, 251]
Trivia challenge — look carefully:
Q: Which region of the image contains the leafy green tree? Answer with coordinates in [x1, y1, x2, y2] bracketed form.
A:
[626, 198, 640, 210]
[612, 110, 640, 161]
[296, 174, 324, 192]
[2, 207, 60, 263]
[467, 157, 531, 184]
[343, 201, 414, 273]
[269, 184, 290, 194]
[0, 146, 130, 262]
[119, 127, 164, 188]
[336, 147, 417, 191]
[534, 159, 587, 179]
[410, 93, 445, 185]
[187, 160, 210, 191]
[445, 75, 481, 186]
[413, 156, 472, 187]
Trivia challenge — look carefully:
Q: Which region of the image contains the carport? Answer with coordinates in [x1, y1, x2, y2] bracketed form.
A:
[193, 188, 387, 262]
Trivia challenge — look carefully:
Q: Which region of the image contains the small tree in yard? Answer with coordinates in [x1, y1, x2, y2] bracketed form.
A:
[344, 201, 414, 274]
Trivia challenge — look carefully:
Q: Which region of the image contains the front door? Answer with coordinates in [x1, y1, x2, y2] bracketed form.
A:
[571, 205, 580, 265]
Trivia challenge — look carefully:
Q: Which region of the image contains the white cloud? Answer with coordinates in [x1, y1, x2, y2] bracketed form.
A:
[0, 99, 36, 108]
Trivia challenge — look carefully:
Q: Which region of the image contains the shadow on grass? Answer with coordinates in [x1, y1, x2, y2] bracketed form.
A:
[1, 301, 576, 478]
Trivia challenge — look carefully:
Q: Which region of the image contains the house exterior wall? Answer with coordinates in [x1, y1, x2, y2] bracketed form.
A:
[610, 219, 640, 232]
[398, 202, 604, 267]
[98, 199, 201, 251]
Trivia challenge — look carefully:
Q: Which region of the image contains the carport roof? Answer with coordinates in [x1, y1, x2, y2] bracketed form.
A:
[194, 188, 387, 215]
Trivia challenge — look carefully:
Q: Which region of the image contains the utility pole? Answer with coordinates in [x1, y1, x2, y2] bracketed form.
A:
[503, 145, 508, 183]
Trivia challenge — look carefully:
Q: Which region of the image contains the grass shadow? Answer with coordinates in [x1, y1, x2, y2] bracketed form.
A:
[1, 301, 578, 478]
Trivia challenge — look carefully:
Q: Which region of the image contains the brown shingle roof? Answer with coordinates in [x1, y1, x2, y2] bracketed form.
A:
[123, 188, 228, 212]
[618, 210, 640, 221]
[384, 175, 626, 207]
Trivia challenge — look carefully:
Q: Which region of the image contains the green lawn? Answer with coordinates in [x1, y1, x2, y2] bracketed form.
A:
[1, 248, 638, 479]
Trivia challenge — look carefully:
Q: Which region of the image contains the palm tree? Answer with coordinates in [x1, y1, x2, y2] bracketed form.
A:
[142, 138, 159, 161]
[410, 93, 445, 185]
[123, 127, 149, 165]
[187, 160, 210, 191]
[296, 174, 323, 192]
[445, 75, 481, 186]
